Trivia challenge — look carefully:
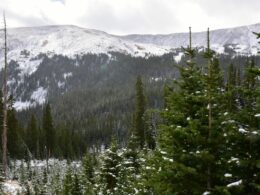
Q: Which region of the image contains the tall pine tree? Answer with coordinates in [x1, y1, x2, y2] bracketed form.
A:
[134, 76, 146, 149]
[26, 114, 38, 158]
[43, 103, 55, 158]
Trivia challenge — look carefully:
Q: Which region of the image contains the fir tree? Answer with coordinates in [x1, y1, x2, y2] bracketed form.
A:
[26, 114, 38, 158]
[203, 28, 230, 193]
[115, 135, 141, 194]
[149, 27, 230, 194]
[81, 151, 95, 194]
[40, 168, 49, 194]
[98, 137, 122, 194]
[150, 27, 207, 194]
[7, 98, 23, 158]
[144, 109, 158, 150]
[226, 57, 260, 194]
[134, 76, 146, 149]
[226, 63, 237, 112]
[63, 167, 73, 195]
[43, 103, 55, 158]
[24, 182, 31, 195]
[71, 174, 82, 195]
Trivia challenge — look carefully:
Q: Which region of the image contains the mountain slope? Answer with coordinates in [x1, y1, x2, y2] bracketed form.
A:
[0, 23, 259, 74]
[0, 23, 259, 111]
[121, 23, 260, 55]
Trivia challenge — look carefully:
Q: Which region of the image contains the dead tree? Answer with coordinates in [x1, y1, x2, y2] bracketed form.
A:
[2, 12, 8, 177]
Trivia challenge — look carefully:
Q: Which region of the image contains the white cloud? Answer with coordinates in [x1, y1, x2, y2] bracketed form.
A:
[0, 0, 259, 34]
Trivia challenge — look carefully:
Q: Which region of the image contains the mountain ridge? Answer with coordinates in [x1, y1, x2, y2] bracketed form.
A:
[0, 22, 259, 110]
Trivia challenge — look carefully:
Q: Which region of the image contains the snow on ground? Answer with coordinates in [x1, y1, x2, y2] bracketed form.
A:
[2, 180, 23, 195]
[11, 158, 81, 169]
[1, 159, 82, 194]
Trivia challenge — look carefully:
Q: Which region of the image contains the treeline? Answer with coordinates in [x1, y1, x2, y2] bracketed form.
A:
[0, 97, 90, 160]
[0, 78, 157, 160]
[12, 51, 260, 154]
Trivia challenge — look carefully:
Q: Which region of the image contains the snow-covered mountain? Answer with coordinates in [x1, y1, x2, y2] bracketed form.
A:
[0, 23, 259, 73]
[122, 23, 260, 55]
[0, 23, 259, 110]
[0, 25, 170, 71]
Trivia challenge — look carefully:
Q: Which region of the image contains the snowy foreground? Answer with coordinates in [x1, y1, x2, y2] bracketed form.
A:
[3, 180, 23, 195]
[2, 159, 81, 194]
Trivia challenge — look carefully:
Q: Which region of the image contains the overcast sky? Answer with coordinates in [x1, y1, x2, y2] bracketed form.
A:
[0, 0, 259, 35]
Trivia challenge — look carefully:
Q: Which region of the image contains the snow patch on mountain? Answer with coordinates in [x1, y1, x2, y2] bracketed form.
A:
[58, 81, 65, 88]
[31, 87, 47, 104]
[63, 72, 73, 79]
[14, 87, 48, 110]
[13, 101, 31, 111]
[0, 25, 172, 68]
[122, 23, 260, 54]
[174, 52, 184, 62]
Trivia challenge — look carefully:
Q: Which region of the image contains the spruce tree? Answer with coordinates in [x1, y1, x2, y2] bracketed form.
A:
[115, 135, 141, 194]
[225, 57, 260, 194]
[7, 101, 22, 158]
[149, 27, 231, 194]
[71, 174, 82, 195]
[134, 76, 146, 149]
[144, 109, 158, 150]
[63, 167, 73, 195]
[226, 63, 237, 112]
[203, 29, 230, 193]
[98, 137, 122, 194]
[150, 27, 206, 194]
[26, 114, 38, 158]
[43, 103, 55, 158]
[81, 151, 95, 194]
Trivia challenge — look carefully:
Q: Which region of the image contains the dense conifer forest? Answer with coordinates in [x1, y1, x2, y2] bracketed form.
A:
[0, 28, 259, 194]
[0, 6, 260, 192]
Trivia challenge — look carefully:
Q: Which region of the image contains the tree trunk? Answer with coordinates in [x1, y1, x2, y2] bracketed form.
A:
[2, 12, 8, 178]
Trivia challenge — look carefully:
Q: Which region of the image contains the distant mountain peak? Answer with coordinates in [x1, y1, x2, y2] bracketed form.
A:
[0, 23, 259, 75]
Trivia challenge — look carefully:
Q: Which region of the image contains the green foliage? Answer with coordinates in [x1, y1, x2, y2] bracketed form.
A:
[7, 99, 25, 158]
[98, 138, 122, 194]
[43, 103, 55, 157]
[81, 151, 96, 194]
[63, 167, 73, 195]
[147, 29, 238, 194]
[71, 174, 82, 195]
[144, 109, 158, 150]
[134, 76, 147, 149]
[26, 114, 38, 158]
